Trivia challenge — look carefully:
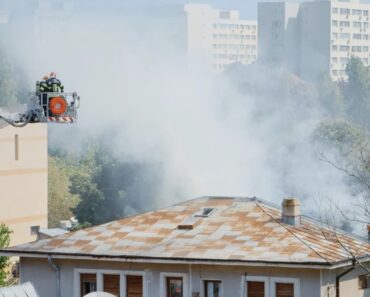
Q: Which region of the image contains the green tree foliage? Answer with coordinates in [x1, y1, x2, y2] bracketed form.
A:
[343, 56, 370, 127]
[48, 155, 79, 228]
[314, 119, 365, 156]
[50, 143, 162, 226]
[0, 224, 12, 286]
[317, 73, 344, 116]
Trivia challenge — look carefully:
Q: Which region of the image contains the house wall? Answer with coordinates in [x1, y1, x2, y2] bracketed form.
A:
[20, 257, 322, 297]
[321, 266, 370, 297]
[0, 124, 48, 246]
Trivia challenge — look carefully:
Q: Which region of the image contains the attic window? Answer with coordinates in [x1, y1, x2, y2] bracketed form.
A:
[194, 208, 214, 218]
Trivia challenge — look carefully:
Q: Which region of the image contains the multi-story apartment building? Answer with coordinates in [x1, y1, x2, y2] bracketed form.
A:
[186, 3, 258, 71]
[0, 124, 48, 246]
[259, 0, 370, 81]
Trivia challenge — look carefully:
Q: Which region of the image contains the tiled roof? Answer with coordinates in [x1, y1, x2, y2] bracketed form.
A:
[3, 197, 370, 266]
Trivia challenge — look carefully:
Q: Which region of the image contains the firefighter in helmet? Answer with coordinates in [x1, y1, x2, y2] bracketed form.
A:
[38, 75, 50, 116]
[47, 72, 64, 93]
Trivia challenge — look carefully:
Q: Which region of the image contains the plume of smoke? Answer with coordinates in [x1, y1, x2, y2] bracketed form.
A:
[0, 2, 360, 218]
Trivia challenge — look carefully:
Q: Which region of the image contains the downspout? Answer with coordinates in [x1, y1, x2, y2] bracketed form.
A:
[335, 259, 356, 297]
[48, 255, 61, 297]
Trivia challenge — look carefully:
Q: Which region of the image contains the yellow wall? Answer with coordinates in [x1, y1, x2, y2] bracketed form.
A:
[0, 124, 48, 246]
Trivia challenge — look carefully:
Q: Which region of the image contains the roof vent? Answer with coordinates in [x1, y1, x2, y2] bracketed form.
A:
[194, 208, 214, 218]
[177, 217, 198, 230]
[282, 198, 301, 226]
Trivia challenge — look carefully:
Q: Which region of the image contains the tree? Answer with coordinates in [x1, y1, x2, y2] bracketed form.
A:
[70, 143, 161, 226]
[316, 73, 344, 117]
[0, 224, 12, 286]
[343, 57, 370, 128]
[48, 155, 79, 228]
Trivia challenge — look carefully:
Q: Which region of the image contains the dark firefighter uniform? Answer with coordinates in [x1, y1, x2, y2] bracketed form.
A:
[46, 77, 64, 93]
[37, 80, 50, 116]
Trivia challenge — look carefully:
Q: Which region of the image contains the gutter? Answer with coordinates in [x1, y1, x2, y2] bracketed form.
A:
[1, 249, 334, 269]
[48, 255, 61, 297]
[335, 259, 356, 297]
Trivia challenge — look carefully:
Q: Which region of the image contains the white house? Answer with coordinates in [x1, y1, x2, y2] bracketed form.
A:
[1, 196, 370, 297]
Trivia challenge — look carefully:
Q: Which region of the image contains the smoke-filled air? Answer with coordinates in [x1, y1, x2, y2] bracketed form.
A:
[0, 0, 369, 233]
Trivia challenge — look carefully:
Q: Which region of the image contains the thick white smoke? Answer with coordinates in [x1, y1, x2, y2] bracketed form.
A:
[1, 2, 361, 224]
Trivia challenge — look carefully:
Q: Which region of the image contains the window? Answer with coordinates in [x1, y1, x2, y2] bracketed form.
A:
[332, 20, 338, 27]
[276, 283, 294, 297]
[353, 21, 362, 28]
[332, 7, 338, 14]
[80, 274, 97, 297]
[127, 275, 143, 297]
[270, 278, 299, 297]
[332, 45, 338, 51]
[365, 10, 369, 17]
[340, 8, 350, 15]
[340, 21, 350, 27]
[161, 273, 187, 297]
[204, 280, 221, 297]
[247, 282, 264, 297]
[167, 277, 183, 297]
[353, 34, 362, 39]
[352, 46, 362, 52]
[104, 274, 120, 297]
[364, 34, 369, 40]
[332, 33, 338, 39]
[332, 57, 338, 63]
[245, 277, 268, 297]
[76, 269, 146, 297]
[352, 9, 362, 16]
[364, 23, 369, 29]
[339, 33, 350, 39]
[364, 46, 369, 52]
[340, 45, 349, 52]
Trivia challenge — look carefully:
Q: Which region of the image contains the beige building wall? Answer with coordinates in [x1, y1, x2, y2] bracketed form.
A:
[0, 123, 48, 246]
[185, 3, 258, 72]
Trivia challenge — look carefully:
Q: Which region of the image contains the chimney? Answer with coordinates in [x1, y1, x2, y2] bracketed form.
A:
[282, 198, 301, 226]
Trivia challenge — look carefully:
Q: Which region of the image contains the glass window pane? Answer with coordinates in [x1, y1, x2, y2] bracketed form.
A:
[103, 274, 120, 297]
[204, 281, 221, 297]
[80, 273, 97, 297]
[247, 281, 264, 297]
[166, 277, 183, 297]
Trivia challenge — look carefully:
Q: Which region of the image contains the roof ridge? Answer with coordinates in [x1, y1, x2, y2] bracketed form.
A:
[254, 202, 331, 264]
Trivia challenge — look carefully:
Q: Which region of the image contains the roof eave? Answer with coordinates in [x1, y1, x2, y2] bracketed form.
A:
[0, 249, 342, 270]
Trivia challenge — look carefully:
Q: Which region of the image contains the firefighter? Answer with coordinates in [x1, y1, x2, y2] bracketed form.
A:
[39, 75, 50, 116]
[47, 72, 64, 93]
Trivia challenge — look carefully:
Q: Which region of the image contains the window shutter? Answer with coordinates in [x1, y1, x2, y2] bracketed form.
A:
[276, 283, 294, 297]
[103, 274, 120, 297]
[127, 275, 143, 297]
[247, 281, 265, 297]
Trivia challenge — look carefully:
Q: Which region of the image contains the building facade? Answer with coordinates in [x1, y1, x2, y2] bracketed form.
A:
[0, 124, 48, 246]
[259, 0, 370, 81]
[186, 4, 258, 71]
[2, 197, 370, 297]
